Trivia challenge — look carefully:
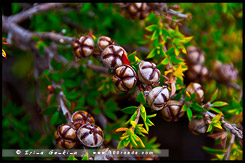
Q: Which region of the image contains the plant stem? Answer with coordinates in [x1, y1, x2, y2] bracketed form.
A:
[225, 134, 235, 160]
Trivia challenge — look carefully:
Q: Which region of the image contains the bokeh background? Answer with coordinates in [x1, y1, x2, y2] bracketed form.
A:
[2, 3, 243, 160]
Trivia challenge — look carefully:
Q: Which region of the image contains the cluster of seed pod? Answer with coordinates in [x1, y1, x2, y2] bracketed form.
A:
[185, 46, 209, 83]
[212, 60, 238, 84]
[185, 82, 208, 134]
[55, 110, 104, 149]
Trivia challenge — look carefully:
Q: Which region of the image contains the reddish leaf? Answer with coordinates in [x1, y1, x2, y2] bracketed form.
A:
[122, 51, 130, 66]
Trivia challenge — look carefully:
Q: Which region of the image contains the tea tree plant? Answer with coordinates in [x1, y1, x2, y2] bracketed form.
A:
[2, 3, 242, 160]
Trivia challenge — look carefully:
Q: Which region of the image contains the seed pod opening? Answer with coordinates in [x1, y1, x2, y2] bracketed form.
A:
[97, 36, 114, 51]
[112, 65, 137, 92]
[71, 111, 95, 130]
[73, 35, 95, 58]
[128, 3, 150, 19]
[138, 61, 160, 85]
[147, 86, 170, 111]
[55, 124, 78, 149]
[101, 45, 128, 69]
[161, 100, 184, 122]
[186, 46, 205, 65]
[186, 64, 209, 83]
[77, 124, 104, 148]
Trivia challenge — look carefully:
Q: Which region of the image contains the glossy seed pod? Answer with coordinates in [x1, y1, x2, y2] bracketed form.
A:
[97, 36, 114, 51]
[77, 124, 104, 148]
[147, 86, 170, 111]
[138, 61, 160, 85]
[128, 3, 150, 19]
[71, 111, 95, 130]
[186, 46, 205, 65]
[94, 148, 113, 160]
[161, 100, 184, 122]
[112, 65, 137, 92]
[188, 118, 207, 135]
[186, 82, 204, 102]
[213, 61, 238, 83]
[73, 35, 95, 58]
[55, 124, 78, 149]
[101, 45, 128, 69]
[186, 64, 209, 83]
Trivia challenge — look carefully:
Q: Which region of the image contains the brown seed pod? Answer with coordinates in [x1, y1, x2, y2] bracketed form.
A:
[213, 61, 238, 83]
[72, 35, 95, 58]
[94, 148, 113, 160]
[186, 46, 205, 65]
[138, 61, 160, 85]
[128, 3, 151, 19]
[97, 36, 114, 51]
[161, 100, 184, 122]
[112, 65, 137, 92]
[186, 64, 209, 83]
[101, 45, 128, 69]
[186, 82, 204, 102]
[54, 124, 78, 149]
[77, 124, 104, 148]
[71, 111, 95, 130]
[147, 86, 170, 111]
[188, 118, 207, 135]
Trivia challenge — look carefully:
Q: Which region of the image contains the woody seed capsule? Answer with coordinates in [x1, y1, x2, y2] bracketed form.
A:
[161, 100, 184, 122]
[73, 35, 95, 58]
[147, 86, 170, 111]
[112, 65, 137, 92]
[138, 61, 160, 85]
[101, 45, 128, 69]
[186, 82, 204, 102]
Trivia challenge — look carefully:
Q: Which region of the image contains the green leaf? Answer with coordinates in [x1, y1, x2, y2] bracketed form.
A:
[209, 107, 222, 114]
[181, 104, 188, 111]
[145, 24, 158, 32]
[166, 47, 175, 56]
[65, 91, 80, 100]
[212, 101, 228, 107]
[50, 73, 61, 83]
[202, 146, 226, 154]
[50, 112, 59, 125]
[117, 139, 126, 150]
[129, 135, 138, 147]
[50, 58, 62, 71]
[206, 124, 213, 133]
[63, 80, 79, 88]
[213, 122, 223, 129]
[67, 154, 78, 161]
[161, 57, 169, 65]
[187, 108, 193, 121]
[133, 134, 145, 148]
[151, 30, 159, 40]
[121, 106, 138, 114]
[191, 103, 206, 112]
[140, 105, 146, 122]
[130, 121, 137, 128]
[82, 152, 89, 160]
[146, 48, 157, 59]
[212, 113, 222, 123]
[162, 28, 170, 37]
[104, 111, 117, 121]
[209, 89, 219, 103]
[43, 106, 58, 115]
[146, 114, 157, 118]
[137, 92, 146, 104]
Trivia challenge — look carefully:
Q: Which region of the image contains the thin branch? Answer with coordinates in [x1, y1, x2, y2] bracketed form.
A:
[9, 3, 69, 23]
[131, 105, 141, 131]
[225, 134, 235, 160]
[57, 91, 72, 125]
[33, 32, 75, 45]
[167, 9, 191, 19]
[86, 63, 109, 74]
